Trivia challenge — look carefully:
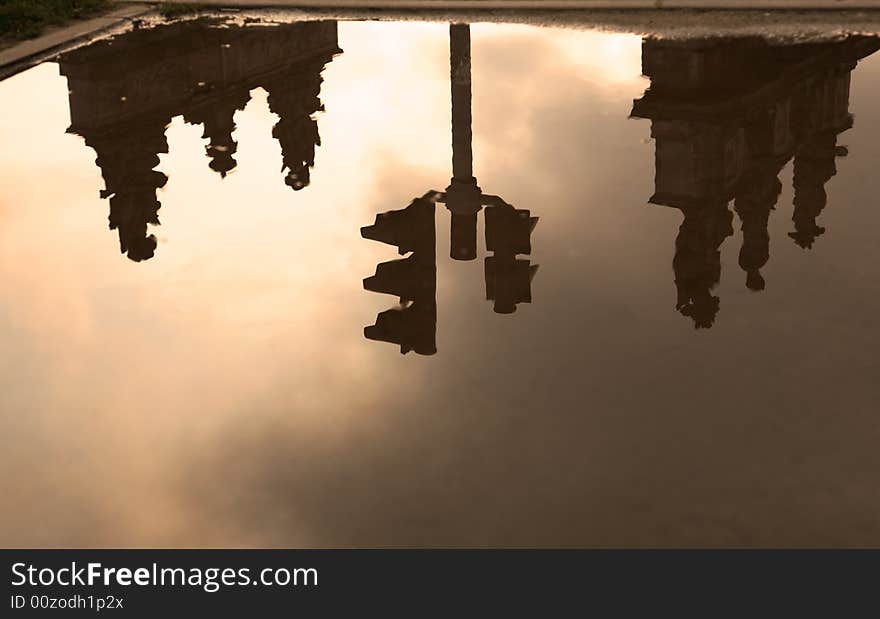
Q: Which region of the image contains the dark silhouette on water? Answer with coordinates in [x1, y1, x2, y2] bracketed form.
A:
[791, 132, 842, 249]
[361, 23, 539, 354]
[439, 24, 539, 287]
[59, 20, 341, 261]
[82, 117, 169, 262]
[632, 35, 879, 328]
[734, 167, 781, 292]
[485, 202, 539, 314]
[444, 23, 481, 262]
[673, 202, 733, 328]
[50, 20, 880, 338]
[182, 87, 251, 179]
[362, 196, 438, 355]
[266, 62, 326, 191]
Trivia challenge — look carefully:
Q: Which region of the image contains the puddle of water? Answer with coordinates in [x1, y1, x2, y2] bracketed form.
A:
[1, 19, 879, 547]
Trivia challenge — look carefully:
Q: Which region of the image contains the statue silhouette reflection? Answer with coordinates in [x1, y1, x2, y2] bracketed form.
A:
[362, 24, 539, 354]
[59, 19, 341, 261]
[632, 35, 880, 328]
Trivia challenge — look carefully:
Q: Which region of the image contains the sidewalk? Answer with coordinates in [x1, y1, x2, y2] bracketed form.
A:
[0, 4, 149, 80]
[119, 0, 880, 7]
[5, 0, 880, 80]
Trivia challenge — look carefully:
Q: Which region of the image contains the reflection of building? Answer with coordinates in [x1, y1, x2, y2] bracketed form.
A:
[182, 87, 251, 178]
[85, 117, 169, 262]
[673, 202, 733, 328]
[632, 36, 879, 328]
[791, 132, 841, 248]
[59, 20, 341, 261]
[734, 166, 780, 292]
[362, 24, 539, 355]
[266, 60, 326, 191]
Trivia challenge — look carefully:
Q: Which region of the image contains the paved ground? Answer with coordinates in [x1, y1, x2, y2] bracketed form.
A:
[120, 0, 880, 8]
[234, 6, 880, 36]
[0, 4, 150, 80]
[5, 0, 880, 79]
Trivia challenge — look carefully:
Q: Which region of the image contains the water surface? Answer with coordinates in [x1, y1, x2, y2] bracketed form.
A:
[1, 19, 879, 547]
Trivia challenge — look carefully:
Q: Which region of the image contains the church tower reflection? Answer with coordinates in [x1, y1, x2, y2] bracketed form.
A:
[362, 23, 539, 355]
[734, 168, 780, 292]
[85, 117, 169, 262]
[632, 35, 879, 328]
[790, 132, 842, 248]
[59, 20, 341, 261]
[673, 202, 733, 328]
[182, 87, 251, 178]
[265, 60, 326, 191]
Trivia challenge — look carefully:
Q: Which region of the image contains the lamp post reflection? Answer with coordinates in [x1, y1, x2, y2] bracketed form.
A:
[362, 23, 540, 355]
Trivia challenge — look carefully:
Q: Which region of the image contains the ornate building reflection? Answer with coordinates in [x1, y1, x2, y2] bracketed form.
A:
[59, 20, 341, 261]
[52, 20, 880, 346]
[361, 24, 539, 355]
[632, 35, 880, 328]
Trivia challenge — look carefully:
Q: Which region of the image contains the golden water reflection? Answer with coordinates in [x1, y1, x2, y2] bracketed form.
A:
[1, 20, 879, 546]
